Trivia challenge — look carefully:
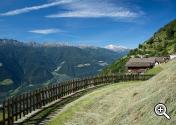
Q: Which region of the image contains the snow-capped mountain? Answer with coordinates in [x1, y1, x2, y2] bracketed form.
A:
[105, 44, 130, 52]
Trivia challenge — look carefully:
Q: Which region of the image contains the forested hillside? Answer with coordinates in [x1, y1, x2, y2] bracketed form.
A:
[102, 19, 176, 74]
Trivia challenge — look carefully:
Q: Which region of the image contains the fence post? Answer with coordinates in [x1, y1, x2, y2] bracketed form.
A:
[19, 95, 22, 119]
[44, 87, 47, 105]
[60, 84, 63, 97]
[11, 97, 14, 123]
[26, 93, 28, 114]
[14, 96, 18, 121]
[57, 84, 61, 99]
[7, 98, 11, 125]
[62, 83, 65, 96]
[39, 89, 42, 108]
[54, 85, 57, 100]
[58, 84, 61, 98]
[51, 85, 53, 101]
[3, 100, 6, 125]
[29, 92, 32, 113]
[65, 83, 68, 95]
[68, 82, 72, 94]
[22, 94, 26, 117]
[37, 89, 41, 108]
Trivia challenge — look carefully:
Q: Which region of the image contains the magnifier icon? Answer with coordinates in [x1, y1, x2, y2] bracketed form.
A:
[154, 103, 171, 120]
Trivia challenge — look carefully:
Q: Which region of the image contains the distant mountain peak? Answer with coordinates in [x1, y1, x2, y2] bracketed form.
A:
[104, 44, 129, 52]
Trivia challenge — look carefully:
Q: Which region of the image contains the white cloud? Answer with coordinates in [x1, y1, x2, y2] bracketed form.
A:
[0, 0, 141, 20]
[29, 29, 60, 35]
[47, 10, 137, 18]
[47, 1, 139, 18]
[0, 0, 73, 16]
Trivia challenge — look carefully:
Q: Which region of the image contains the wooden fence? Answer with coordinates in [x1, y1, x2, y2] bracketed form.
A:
[0, 74, 153, 125]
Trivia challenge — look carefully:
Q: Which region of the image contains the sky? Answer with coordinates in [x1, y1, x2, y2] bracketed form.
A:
[0, 0, 176, 48]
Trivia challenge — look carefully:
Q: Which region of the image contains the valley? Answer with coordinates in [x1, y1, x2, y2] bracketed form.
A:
[0, 40, 129, 102]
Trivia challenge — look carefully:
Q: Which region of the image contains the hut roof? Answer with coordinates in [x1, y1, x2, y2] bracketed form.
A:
[126, 58, 155, 68]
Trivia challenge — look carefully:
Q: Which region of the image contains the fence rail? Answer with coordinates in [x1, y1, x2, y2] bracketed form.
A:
[0, 74, 153, 125]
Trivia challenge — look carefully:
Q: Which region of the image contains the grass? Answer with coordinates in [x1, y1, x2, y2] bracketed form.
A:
[48, 60, 176, 125]
[145, 65, 163, 75]
[48, 81, 142, 125]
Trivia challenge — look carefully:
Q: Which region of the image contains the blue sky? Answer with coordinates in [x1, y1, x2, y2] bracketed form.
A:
[0, 0, 176, 48]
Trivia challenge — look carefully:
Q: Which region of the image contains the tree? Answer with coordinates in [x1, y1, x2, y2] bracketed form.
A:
[161, 50, 169, 56]
[173, 43, 176, 53]
[138, 44, 142, 49]
[162, 41, 167, 48]
[174, 32, 176, 38]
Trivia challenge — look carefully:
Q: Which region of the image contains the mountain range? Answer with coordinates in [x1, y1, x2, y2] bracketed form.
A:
[0, 39, 129, 101]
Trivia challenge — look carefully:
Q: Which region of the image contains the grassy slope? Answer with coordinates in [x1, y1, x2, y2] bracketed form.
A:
[48, 60, 176, 125]
[144, 65, 163, 75]
[101, 56, 129, 74]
